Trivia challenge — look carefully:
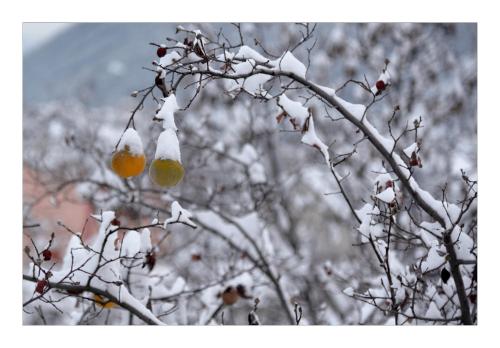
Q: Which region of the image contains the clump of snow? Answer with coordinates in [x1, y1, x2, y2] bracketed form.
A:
[356, 203, 382, 243]
[343, 287, 354, 296]
[271, 51, 306, 78]
[225, 59, 271, 96]
[375, 187, 395, 203]
[332, 94, 366, 121]
[301, 116, 330, 166]
[237, 143, 259, 163]
[140, 228, 152, 253]
[217, 51, 235, 62]
[159, 51, 182, 69]
[234, 45, 269, 64]
[235, 144, 267, 184]
[164, 201, 197, 228]
[392, 279, 406, 305]
[248, 161, 267, 184]
[421, 240, 446, 272]
[362, 120, 395, 153]
[450, 225, 475, 261]
[277, 94, 309, 130]
[154, 129, 181, 162]
[261, 228, 275, 256]
[156, 94, 179, 131]
[424, 302, 442, 320]
[117, 128, 144, 155]
[121, 230, 141, 257]
[403, 142, 418, 158]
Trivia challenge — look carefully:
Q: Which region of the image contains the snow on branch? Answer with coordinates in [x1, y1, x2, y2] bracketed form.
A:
[301, 114, 330, 166]
[164, 201, 197, 229]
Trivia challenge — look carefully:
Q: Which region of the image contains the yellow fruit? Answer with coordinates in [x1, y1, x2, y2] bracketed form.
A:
[149, 159, 184, 187]
[93, 294, 116, 309]
[111, 145, 146, 178]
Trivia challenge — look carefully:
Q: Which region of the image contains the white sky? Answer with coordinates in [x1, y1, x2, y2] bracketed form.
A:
[23, 23, 73, 53]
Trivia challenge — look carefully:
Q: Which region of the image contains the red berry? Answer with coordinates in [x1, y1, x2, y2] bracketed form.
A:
[409, 152, 419, 167]
[35, 279, 48, 294]
[385, 180, 393, 188]
[110, 218, 121, 226]
[157, 47, 167, 58]
[376, 80, 386, 91]
[42, 249, 52, 261]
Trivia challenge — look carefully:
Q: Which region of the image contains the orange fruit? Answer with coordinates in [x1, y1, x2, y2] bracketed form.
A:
[111, 145, 146, 178]
[93, 294, 116, 309]
[149, 159, 184, 187]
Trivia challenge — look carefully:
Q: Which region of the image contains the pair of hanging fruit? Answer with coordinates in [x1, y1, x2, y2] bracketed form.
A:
[111, 128, 184, 187]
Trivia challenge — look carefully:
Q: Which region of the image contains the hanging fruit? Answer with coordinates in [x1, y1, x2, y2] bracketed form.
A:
[149, 129, 184, 187]
[111, 128, 146, 178]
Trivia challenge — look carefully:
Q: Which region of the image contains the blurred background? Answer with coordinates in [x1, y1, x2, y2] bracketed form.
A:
[23, 23, 477, 325]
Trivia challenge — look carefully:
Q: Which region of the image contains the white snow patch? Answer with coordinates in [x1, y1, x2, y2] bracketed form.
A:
[356, 203, 382, 243]
[156, 94, 179, 131]
[117, 128, 144, 155]
[277, 94, 309, 130]
[424, 302, 442, 320]
[301, 115, 330, 166]
[234, 45, 269, 64]
[154, 129, 181, 162]
[140, 228, 152, 253]
[403, 142, 418, 158]
[421, 240, 446, 272]
[225, 59, 271, 96]
[450, 225, 475, 261]
[159, 51, 182, 68]
[121, 230, 141, 257]
[332, 94, 366, 120]
[375, 188, 395, 203]
[343, 287, 354, 296]
[272, 51, 306, 78]
[164, 201, 197, 228]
